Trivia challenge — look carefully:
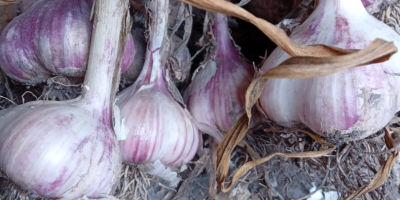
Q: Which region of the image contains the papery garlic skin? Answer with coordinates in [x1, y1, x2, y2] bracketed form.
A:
[0, 100, 120, 198]
[260, 0, 400, 140]
[169, 35, 192, 84]
[0, 0, 134, 84]
[118, 72, 199, 165]
[185, 13, 253, 132]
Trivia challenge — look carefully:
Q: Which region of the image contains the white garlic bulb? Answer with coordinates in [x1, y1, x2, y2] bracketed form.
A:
[260, 0, 400, 141]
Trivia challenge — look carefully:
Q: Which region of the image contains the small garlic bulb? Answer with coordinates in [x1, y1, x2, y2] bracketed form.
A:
[117, 68, 199, 165]
[116, 0, 199, 166]
[184, 13, 254, 132]
[260, 0, 400, 141]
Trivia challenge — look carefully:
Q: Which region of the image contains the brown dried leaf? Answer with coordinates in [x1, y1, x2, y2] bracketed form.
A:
[216, 123, 335, 192]
[0, 0, 21, 6]
[345, 128, 399, 199]
[216, 114, 249, 185]
[179, 0, 360, 57]
[237, 140, 261, 160]
[245, 39, 397, 120]
[181, 0, 399, 194]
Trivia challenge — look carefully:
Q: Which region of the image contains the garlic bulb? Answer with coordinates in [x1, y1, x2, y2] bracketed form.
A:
[116, 0, 199, 165]
[0, 0, 135, 84]
[117, 67, 199, 165]
[0, 0, 128, 198]
[184, 13, 253, 132]
[259, 0, 400, 141]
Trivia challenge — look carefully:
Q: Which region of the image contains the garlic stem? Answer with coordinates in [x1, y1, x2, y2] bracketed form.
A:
[135, 0, 169, 87]
[82, 0, 129, 111]
[213, 13, 233, 56]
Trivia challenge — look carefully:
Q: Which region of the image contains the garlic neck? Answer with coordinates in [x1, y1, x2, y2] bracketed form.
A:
[133, 0, 169, 87]
[213, 13, 236, 58]
[82, 0, 129, 111]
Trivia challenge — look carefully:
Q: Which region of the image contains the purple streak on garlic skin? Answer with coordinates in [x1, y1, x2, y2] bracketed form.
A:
[361, 0, 373, 7]
[260, 0, 400, 140]
[0, 102, 120, 198]
[185, 13, 254, 132]
[0, 0, 134, 84]
[0, 8, 50, 81]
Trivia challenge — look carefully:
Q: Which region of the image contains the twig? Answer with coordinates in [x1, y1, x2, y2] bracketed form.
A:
[0, 95, 16, 105]
[352, 141, 398, 155]
[3, 74, 14, 103]
[50, 76, 82, 87]
[190, 44, 208, 62]
[21, 91, 38, 104]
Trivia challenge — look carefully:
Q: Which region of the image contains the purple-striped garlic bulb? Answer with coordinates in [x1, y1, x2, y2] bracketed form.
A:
[0, 0, 127, 198]
[0, 0, 135, 84]
[259, 0, 400, 141]
[184, 13, 254, 133]
[116, 0, 199, 165]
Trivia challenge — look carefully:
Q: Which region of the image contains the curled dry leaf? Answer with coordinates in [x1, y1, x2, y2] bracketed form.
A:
[344, 127, 399, 199]
[216, 39, 397, 192]
[178, 0, 382, 57]
[216, 119, 335, 192]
